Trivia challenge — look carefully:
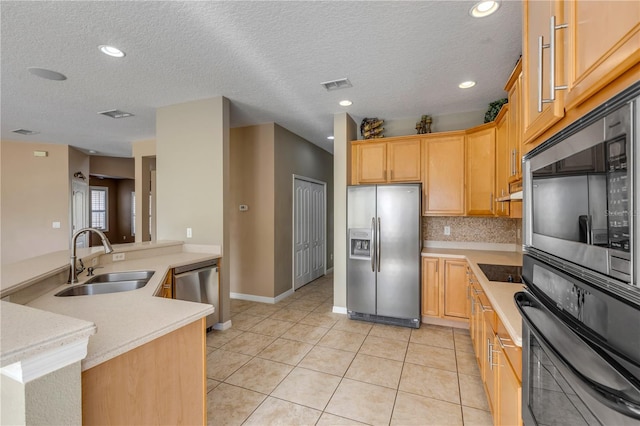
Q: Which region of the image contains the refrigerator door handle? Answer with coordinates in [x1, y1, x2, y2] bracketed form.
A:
[370, 217, 376, 272]
[377, 217, 381, 272]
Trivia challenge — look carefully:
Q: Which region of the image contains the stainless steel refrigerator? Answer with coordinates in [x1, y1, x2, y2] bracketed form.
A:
[347, 184, 421, 328]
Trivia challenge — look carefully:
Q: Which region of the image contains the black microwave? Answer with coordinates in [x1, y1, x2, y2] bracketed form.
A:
[523, 82, 639, 292]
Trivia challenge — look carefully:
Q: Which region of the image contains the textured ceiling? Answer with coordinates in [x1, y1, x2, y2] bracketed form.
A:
[1, 1, 522, 156]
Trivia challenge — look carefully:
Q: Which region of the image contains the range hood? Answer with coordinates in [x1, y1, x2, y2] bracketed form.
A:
[496, 190, 523, 202]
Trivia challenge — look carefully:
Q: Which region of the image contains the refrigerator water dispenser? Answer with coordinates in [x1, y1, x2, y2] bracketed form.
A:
[349, 228, 372, 260]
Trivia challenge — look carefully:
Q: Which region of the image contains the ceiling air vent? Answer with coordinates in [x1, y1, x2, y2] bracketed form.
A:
[98, 109, 134, 119]
[320, 78, 352, 91]
[12, 128, 40, 135]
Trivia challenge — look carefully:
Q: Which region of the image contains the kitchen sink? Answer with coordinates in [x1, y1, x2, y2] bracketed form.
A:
[55, 270, 155, 297]
[477, 263, 522, 283]
[85, 270, 155, 283]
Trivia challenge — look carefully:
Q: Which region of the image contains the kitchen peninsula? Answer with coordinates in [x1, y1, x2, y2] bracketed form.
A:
[1, 241, 220, 425]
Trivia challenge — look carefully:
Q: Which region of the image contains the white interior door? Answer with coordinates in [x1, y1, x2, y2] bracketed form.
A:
[294, 179, 312, 288]
[72, 180, 89, 248]
[294, 177, 326, 290]
[309, 182, 325, 281]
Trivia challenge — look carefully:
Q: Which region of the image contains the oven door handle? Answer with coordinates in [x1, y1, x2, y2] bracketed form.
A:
[516, 292, 640, 420]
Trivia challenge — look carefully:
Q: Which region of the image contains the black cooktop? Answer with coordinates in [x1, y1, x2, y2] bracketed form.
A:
[477, 263, 522, 283]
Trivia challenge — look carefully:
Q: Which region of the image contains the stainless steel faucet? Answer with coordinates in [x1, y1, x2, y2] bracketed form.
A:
[69, 227, 114, 283]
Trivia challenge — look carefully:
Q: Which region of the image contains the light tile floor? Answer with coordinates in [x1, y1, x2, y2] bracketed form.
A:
[206, 274, 493, 426]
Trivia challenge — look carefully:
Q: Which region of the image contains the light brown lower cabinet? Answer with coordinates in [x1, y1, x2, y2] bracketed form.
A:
[82, 318, 207, 425]
[421, 257, 469, 323]
[468, 275, 523, 426]
[497, 342, 523, 426]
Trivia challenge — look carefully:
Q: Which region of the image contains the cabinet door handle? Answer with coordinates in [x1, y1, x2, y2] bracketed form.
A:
[538, 15, 568, 112]
[537, 35, 544, 113]
[497, 335, 516, 349]
[490, 192, 494, 213]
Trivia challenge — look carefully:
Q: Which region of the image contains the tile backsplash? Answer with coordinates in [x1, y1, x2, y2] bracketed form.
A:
[423, 216, 518, 244]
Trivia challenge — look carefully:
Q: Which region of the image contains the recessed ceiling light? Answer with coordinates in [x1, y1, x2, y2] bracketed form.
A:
[470, 1, 500, 18]
[339, 100, 353, 107]
[327, 136, 335, 140]
[99, 45, 126, 58]
[27, 67, 67, 81]
[458, 81, 476, 89]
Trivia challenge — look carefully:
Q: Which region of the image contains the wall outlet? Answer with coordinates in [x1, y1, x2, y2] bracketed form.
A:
[113, 253, 126, 261]
[444, 226, 451, 236]
[517, 228, 521, 239]
[186, 227, 193, 238]
[239, 204, 249, 211]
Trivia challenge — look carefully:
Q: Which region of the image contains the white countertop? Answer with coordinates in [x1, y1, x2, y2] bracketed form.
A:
[422, 248, 524, 346]
[0, 301, 96, 368]
[2, 243, 219, 371]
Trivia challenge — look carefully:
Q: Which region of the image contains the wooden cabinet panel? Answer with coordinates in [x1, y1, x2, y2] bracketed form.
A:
[357, 142, 387, 183]
[466, 125, 496, 216]
[565, 1, 640, 110]
[422, 133, 465, 216]
[160, 270, 173, 298]
[522, 0, 566, 144]
[443, 260, 469, 319]
[495, 106, 510, 217]
[388, 139, 421, 182]
[507, 63, 522, 183]
[498, 345, 523, 426]
[484, 321, 498, 417]
[353, 139, 421, 184]
[421, 257, 440, 317]
[82, 319, 206, 425]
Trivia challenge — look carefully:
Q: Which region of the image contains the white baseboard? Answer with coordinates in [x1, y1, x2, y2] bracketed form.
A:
[325, 267, 334, 274]
[332, 306, 348, 315]
[230, 289, 294, 305]
[275, 288, 294, 303]
[213, 320, 232, 331]
[230, 292, 275, 304]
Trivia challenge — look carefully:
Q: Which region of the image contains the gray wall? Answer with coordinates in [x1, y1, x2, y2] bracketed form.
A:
[274, 124, 334, 297]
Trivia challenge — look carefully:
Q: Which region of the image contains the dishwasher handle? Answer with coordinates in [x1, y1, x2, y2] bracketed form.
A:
[174, 265, 217, 279]
[173, 259, 218, 275]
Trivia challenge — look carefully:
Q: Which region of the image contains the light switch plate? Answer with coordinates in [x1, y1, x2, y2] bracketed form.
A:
[52, 221, 61, 229]
[186, 227, 193, 238]
[444, 226, 451, 236]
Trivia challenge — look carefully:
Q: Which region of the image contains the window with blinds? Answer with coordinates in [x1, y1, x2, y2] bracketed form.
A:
[91, 186, 108, 231]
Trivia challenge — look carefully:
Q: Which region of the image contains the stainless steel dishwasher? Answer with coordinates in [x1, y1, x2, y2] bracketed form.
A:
[173, 259, 219, 330]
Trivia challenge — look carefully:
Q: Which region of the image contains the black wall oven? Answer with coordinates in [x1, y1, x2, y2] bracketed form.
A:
[517, 82, 640, 425]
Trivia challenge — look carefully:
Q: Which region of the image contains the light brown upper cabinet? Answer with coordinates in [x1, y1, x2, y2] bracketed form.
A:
[421, 132, 465, 216]
[563, 1, 640, 111]
[523, 1, 639, 147]
[352, 138, 421, 184]
[466, 124, 496, 216]
[494, 105, 510, 217]
[522, 0, 566, 145]
[355, 141, 387, 183]
[506, 60, 523, 183]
